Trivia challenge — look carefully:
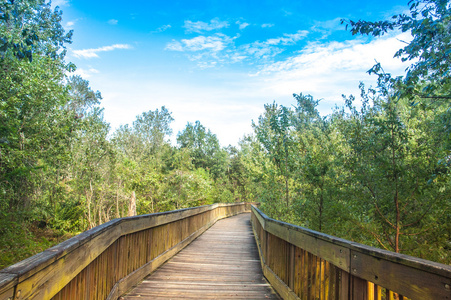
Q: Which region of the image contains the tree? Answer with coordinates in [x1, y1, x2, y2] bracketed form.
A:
[111, 107, 174, 215]
[342, 0, 451, 102]
[338, 85, 449, 254]
[132, 107, 173, 157]
[177, 121, 228, 180]
[0, 0, 73, 212]
[253, 102, 295, 206]
[70, 107, 113, 228]
[342, 0, 451, 162]
[0, 0, 73, 61]
[339, 0, 451, 257]
[291, 94, 339, 232]
[66, 75, 101, 117]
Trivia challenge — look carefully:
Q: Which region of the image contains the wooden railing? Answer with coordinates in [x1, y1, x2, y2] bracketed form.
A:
[0, 202, 252, 300]
[251, 205, 451, 300]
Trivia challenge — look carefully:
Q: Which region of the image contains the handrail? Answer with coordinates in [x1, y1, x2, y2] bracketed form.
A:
[251, 205, 451, 300]
[0, 202, 254, 300]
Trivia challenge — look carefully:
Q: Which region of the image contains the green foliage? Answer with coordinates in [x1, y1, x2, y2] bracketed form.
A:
[342, 0, 451, 101]
[0, 211, 72, 269]
[177, 120, 228, 179]
[243, 84, 449, 262]
[1, 0, 449, 269]
[342, 0, 451, 157]
[0, 0, 72, 61]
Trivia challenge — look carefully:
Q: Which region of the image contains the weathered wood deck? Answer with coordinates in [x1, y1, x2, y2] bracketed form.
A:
[121, 213, 280, 299]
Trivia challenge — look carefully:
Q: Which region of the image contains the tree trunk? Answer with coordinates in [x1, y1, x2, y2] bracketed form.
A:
[128, 191, 136, 217]
[285, 175, 289, 206]
[116, 181, 121, 218]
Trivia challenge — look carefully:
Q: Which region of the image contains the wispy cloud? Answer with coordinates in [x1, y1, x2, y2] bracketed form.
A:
[261, 23, 275, 28]
[266, 30, 308, 45]
[152, 24, 171, 33]
[108, 19, 118, 25]
[184, 19, 229, 33]
[166, 28, 309, 67]
[73, 44, 132, 59]
[64, 20, 76, 29]
[254, 32, 412, 107]
[166, 34, 235, 52]
[281, 8, 293, 16]
[236, 21, 250, 30]
[71, 67, 100, 79]
[310, 18, 345, 39]
[52, 0, 69, 8]
[241, 30, 308, 60]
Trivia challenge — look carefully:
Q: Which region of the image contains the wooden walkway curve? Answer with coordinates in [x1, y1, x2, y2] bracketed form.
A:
[121, 213, 280, 299]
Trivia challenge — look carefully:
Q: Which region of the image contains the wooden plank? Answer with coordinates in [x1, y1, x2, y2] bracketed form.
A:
[119, 204, 217, 235]
[122, 213, 281, 300]
[264, 219, 350, 272]
[368, 281, 375, 300]
[339, 269, 350, 300]
[289, 244, 295, 290]
[251, 206, 266, 231]
[4, 219, 122, 281]
[113, 220, 216, 298]
[0, 287, 15, 300]
[0, 273, 17, 297]
[351, 276, 367, 300]
[16, 204, 251, 299]
[351, 250, 451, 300]
[252, 206, 451, 281]
[4, 203, 249, 300]
[263, 264, 299, 300]
[15, 222, 122, 300]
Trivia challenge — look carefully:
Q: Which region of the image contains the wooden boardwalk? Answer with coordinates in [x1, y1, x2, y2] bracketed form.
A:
[121, 213, 280, 299]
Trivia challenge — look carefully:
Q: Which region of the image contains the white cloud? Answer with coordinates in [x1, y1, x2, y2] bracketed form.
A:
[51, 0, 69, 7]
[166, 34, 234, 52]
[241, 30, 308, 60]
[64, 18, 81, 30]
[65, 21, 75, 28]
[184, 19, 229, 33]
[312, 18, 343, 31]
[310, 18, 346, 39]
[266, 30, 308, 45]
[108, 19, 118, 25]
[73, 44, 132, 59]
[261, 23, 275, 28]
[71, 67, 100, 79]
[153, 24, 171, 33]
[166, 28, 309, 67]
[236, 21, 250, 30]
[254, 32, 412, 108]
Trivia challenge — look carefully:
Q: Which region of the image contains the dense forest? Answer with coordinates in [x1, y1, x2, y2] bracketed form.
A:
[0, 0, 450, 269]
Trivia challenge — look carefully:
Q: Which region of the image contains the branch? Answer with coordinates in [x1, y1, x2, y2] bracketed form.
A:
[400, 227, 431, 236]
[404, 192, 444, 228]
[413, 92, 451, 100]
[384, 229, 395, 250]
[355, 222, 391, 251]
[402, 179, 419, 214]
[362, 182, 397, 230]
[403, 206, 432, 227]
[375, 201, 397, 229]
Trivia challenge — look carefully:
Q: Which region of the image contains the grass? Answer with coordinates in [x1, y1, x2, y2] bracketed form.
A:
[0, 219, 73, 270]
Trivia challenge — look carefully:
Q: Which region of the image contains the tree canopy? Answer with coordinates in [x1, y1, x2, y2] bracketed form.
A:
[1, 0, 449, 269]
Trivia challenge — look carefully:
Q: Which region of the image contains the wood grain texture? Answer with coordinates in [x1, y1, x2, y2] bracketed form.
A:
[251, 205, 451, 300]
[122, 213, 280, 300]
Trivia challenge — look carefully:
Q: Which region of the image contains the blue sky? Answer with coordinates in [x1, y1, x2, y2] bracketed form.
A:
[53, 0, 411, 146]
